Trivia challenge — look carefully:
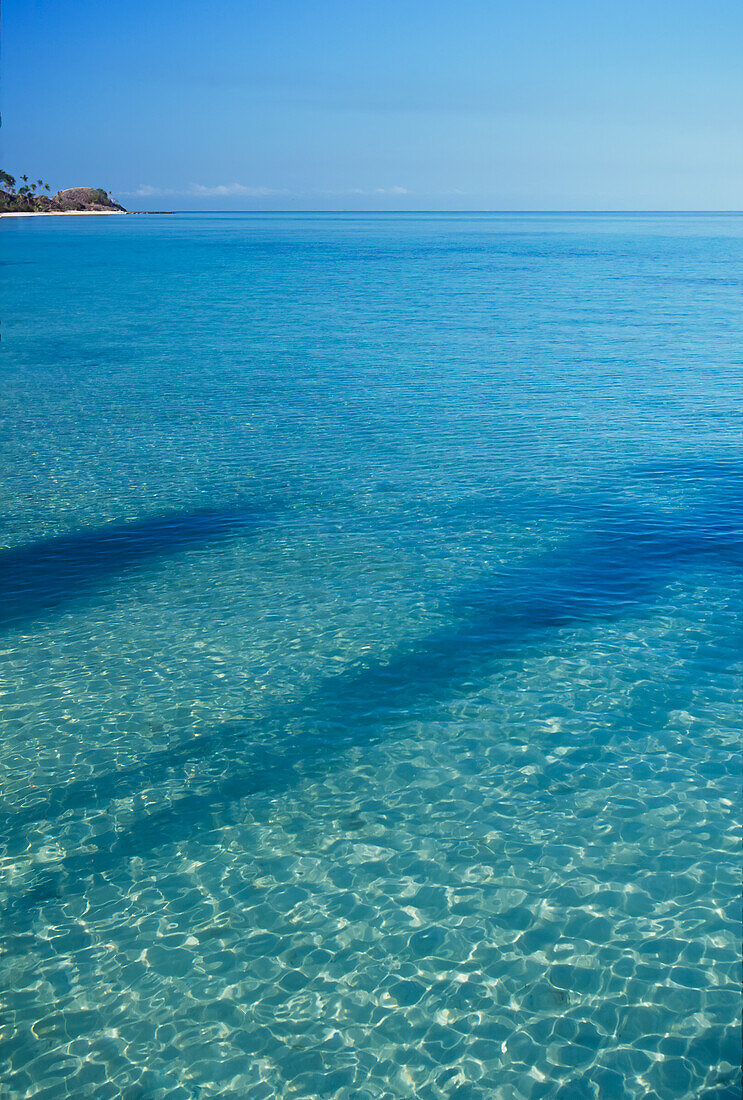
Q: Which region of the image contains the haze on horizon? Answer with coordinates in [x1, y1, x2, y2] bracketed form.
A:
[3, 0, 742, 212]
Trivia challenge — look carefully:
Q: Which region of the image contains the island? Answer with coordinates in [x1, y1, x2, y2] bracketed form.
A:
[0, 171, 127, 216]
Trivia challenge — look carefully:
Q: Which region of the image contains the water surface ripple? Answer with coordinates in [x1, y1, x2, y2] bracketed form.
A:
[1, 213, 741, 1098]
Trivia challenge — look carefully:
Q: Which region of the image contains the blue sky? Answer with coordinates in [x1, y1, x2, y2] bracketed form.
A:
[3, 0, 742, 210]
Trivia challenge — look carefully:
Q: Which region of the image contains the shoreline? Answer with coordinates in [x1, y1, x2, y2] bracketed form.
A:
[0, 210, 126, 218]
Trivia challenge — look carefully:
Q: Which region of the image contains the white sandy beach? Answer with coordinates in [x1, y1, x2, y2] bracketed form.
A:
[0, 210, 126, 218]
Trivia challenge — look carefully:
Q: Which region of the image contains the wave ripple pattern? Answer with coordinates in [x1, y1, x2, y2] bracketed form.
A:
[0, 212, 741, 1099]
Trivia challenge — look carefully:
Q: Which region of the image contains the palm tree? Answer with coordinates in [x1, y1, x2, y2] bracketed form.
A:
[20, 174, 28, 184]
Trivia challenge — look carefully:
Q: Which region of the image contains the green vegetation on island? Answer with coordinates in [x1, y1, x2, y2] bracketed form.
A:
[0, 171, 126, 213]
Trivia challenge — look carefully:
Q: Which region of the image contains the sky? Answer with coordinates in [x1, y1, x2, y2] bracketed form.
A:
[2, 0, 742, 210]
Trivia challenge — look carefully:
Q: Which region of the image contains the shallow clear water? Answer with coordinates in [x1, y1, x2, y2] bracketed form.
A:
[1, 212, 741, 1098]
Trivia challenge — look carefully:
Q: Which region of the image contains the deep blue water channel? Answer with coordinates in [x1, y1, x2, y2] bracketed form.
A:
[0, 212, 741, 1098]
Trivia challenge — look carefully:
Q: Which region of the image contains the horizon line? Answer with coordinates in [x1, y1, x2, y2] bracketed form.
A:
[131, 208, 743, 215]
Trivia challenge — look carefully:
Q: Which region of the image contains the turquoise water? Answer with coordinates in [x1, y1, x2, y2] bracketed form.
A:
[1, 212, 741, 1098]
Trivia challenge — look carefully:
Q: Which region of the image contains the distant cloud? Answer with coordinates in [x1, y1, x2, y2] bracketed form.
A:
[323, 185, 409, 197]
[121, 183, 413, 200]
[119, 183, 288, 198]
[117, 183, 475, 205]
[189, 183, 288, 197]
[123, 184, 167, 197]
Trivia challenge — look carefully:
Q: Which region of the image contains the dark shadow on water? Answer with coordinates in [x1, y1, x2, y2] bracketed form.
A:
[0, 502, 284, 627]
[3, 462, 742, 917]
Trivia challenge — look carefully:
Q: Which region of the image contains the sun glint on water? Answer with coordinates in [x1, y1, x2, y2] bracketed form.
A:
[1, 212, 741, 1099]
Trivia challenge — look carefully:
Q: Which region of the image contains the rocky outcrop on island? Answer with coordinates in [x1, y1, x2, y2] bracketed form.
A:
[0, 173, 126, 214]
[53, 187, 126, 212]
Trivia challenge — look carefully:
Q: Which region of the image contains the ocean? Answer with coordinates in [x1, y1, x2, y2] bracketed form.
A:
[1, 212, 741, 1098]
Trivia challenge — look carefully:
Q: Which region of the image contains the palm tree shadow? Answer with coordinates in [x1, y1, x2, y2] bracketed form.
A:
[5, 463, 742, 919]
[0, 500, 284, 628]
